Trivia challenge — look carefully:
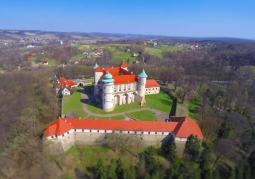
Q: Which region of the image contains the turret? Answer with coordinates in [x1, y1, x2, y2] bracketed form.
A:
[138, 69, 147, 97]
[93, 63, 103, 95]
[119, 61, 128, 71]
[102, 72, 114, 112]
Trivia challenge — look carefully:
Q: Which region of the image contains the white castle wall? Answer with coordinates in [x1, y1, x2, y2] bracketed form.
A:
[44, 129, 178, 154]
[145, 87, 160, 95]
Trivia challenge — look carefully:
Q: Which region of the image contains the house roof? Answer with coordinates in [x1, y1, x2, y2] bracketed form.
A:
[119, 61, 127, 68]
[113, 74, 138, 84]
[94, 67, 103, 72]
[44, 117, 203, 139]
[57, 77, 76, 89]
[146, 79, 160, 88]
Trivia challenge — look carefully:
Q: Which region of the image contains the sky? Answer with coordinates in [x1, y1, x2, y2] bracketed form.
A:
[1, 0, 255, 39]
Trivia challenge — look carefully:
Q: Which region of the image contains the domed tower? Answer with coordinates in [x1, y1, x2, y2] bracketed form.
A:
[102, 72, 114, 112]
[138, 69, 147, 97]
[93, 63, 103, 95]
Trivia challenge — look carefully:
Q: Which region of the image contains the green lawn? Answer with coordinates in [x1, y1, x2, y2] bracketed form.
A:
[188, 94, 202, 119]
[144, 91, 173, 113]
[62, 88, 87, 117]
[72, 54, 84, 60]
[126, 110, 156, 121]
[87, 115, 125, 120]
[145, 47, 163, 58]
[112, 51, 136, 63]
[87, 101, 144, 114]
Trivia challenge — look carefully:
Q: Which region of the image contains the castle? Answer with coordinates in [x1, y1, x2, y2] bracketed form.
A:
[93, 61, 160, 112]
[44, 117, 203, 154]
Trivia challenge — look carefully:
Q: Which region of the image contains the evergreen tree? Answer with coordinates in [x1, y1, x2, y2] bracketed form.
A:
[200, 147, 213, 179]
[168, 142, 177, 162]
[95, 159, 107, 179]
[228, 168, 235, 179]
[116, 158, 124, 179]
[217, 121, 233, 139]
[183, 134, 201, 161]
[123, 166, 136, 179]
[191, 169, 201, 179]
[212, 168, 220, 179]
[107, 159, 117, 179]
[235, 163, 244, 179]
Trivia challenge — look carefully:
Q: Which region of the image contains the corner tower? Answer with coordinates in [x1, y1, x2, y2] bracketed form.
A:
[102, 72, 114, 112]
[93, 63, 103, 95]
[138, 69, 147, 97]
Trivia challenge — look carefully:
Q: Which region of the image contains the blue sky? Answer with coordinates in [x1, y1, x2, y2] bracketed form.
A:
[1, 0, 255, 39]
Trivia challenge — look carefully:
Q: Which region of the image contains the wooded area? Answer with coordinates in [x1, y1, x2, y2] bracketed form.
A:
[0, 41, 255, 178]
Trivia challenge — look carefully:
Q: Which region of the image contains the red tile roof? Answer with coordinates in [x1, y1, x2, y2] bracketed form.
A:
[113, 74, 138, 84]
[57, 77, 77, 89]
[94, 67, 103, 72]
[146, 80, 160, 88]
[44, 117, 203, 139]
[119, 61, 127, 68]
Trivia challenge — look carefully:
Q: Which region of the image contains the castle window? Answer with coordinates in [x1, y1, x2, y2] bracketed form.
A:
[105, 130, 107, 133]
[62, 135, 64, 137]
[128, 131, 130, 134]
[114, 90, 116, 92]
[67, 132, 69, 134]
[90, 130, 92, 132]
[51, 136, 53, 138]
[148, 132, 150, 134]
[162, 132, 164, 135]
[155, 132, 157, 134]
[97, 130, 99, 132]
[82, 129, 84, 132]
[74, 129, 76, 132]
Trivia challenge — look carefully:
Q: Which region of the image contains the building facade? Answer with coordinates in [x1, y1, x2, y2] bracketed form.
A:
[93, 61, 160, 112]
[44, 117, 203, 154]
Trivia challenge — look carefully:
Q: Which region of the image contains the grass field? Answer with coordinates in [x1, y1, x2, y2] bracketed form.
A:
[144, 46, 183, 58]
[86, 115, 125, 120]
[87, 101, 144, 114]
[144, 91, 173, 113]
[188, 94, 202, 119]
[126, 110, 156, 121]
[145, 47, 163, 58]
[112, 51, 136, 63]
[62, 88, 87, 117]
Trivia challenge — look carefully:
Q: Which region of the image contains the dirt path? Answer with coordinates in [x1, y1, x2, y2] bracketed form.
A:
[80, 88, 169, 121]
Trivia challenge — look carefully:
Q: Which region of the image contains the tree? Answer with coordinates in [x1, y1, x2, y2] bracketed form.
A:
[183, 134, 201, 161]
[107, 159, 117, 179]
[217, 121, 233, 139]
[96, 159, 107, 179]
[212, 139, 235, 170]
[123, 166, 136, 179]
[116, 158, 124, 179]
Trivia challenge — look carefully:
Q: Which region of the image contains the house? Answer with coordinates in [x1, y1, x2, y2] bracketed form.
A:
[132, 52, 139, 57]
[55, 77, 77, 95]
[43, 61, 48, 65]
[27, 54, 32, 59]
[93, 61, 160, 112]
[62, 88, 71, 95]
[44, 116, 203, 154]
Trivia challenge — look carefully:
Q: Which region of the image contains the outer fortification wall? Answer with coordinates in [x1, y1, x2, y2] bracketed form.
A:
[44, 130, 185, 155]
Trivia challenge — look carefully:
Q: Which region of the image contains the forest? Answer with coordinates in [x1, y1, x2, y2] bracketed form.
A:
[0, 41, 255, 178]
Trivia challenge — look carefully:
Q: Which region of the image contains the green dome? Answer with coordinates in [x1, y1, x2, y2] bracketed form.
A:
[104, 73, 113, 79]
[138, 69, 148, 78]
[102, 73, 114, 83]
[93, 63, 99, 69]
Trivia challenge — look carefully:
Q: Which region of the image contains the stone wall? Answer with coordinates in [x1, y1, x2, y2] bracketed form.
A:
[44, 131, 186, 157]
